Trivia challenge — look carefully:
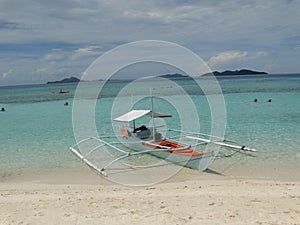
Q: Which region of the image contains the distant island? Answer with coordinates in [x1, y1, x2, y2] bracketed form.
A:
[159, 73, 188, 79]
[202, 69, 268, 77]
[159, 70, 267, 79]
[47, 76, 80, 84]
[46, 70, 268, 84]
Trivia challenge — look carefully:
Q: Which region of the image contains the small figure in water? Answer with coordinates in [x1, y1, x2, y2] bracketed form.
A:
[1, 107, 5, 111]
[268, 98, 272, 102]
[253, 98, 258, 103]
[64, 102, 69, 106]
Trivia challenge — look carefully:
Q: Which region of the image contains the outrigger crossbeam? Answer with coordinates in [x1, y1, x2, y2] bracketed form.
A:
[185, 136, 256, 152]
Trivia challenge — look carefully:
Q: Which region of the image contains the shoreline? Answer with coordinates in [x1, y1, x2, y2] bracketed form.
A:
[2, 158, 300, 185]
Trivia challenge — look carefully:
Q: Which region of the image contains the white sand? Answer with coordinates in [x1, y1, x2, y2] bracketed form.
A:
[1, 169, 299, 225]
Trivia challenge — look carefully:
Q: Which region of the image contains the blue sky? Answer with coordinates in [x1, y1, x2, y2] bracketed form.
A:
[0, 0, 300, 85]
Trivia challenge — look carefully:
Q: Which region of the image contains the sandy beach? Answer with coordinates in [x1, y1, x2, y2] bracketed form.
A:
[1, 168, 299, 225]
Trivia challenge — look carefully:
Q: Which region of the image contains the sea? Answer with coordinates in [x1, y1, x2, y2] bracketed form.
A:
[1, 74, 300, 182]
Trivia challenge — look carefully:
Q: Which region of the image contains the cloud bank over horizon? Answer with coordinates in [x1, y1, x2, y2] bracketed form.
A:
[0, 0, 299, 85]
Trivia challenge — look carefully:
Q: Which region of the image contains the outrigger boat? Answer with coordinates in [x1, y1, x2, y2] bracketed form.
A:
[70, 98, 256, 176]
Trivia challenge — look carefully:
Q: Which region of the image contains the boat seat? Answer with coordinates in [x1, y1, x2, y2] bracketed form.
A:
[135, 129, 151, 139]
[120, 128, 131, 137]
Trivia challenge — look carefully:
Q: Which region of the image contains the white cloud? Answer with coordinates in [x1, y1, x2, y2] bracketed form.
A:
[208, 51, 248, 67]
[2, 69, 12, 78]
[35, 67, 48, 73]
[207, 50, 269, 70]
[74, 46, 99, 54]
[254, 51, 268, 57]
[70, 46, 102, 60]
[44, 52, 65, 61]
[295, 45, 300, 50]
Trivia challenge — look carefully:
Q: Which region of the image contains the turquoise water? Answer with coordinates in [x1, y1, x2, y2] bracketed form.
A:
[0, 74, 300, 180]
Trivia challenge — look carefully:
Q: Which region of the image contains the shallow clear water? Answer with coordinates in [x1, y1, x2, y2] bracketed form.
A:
[0, 74, 299, 180]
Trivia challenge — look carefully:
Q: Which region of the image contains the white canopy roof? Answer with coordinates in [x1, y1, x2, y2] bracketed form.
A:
[113, 110, 171, 122]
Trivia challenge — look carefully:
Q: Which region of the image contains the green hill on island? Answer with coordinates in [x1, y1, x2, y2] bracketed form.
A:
[203, 69, 268, 76]
[47, 76, 80, 84]
[159, 70, 267, 79]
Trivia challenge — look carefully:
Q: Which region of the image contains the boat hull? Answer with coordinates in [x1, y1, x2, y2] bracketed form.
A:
[120, 136, 213, 171]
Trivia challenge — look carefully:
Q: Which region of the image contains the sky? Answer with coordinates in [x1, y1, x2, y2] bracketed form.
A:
[0, 0, 300, 85]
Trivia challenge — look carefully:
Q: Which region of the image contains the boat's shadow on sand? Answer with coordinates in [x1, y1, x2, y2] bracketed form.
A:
[204, 168, 224, 176]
